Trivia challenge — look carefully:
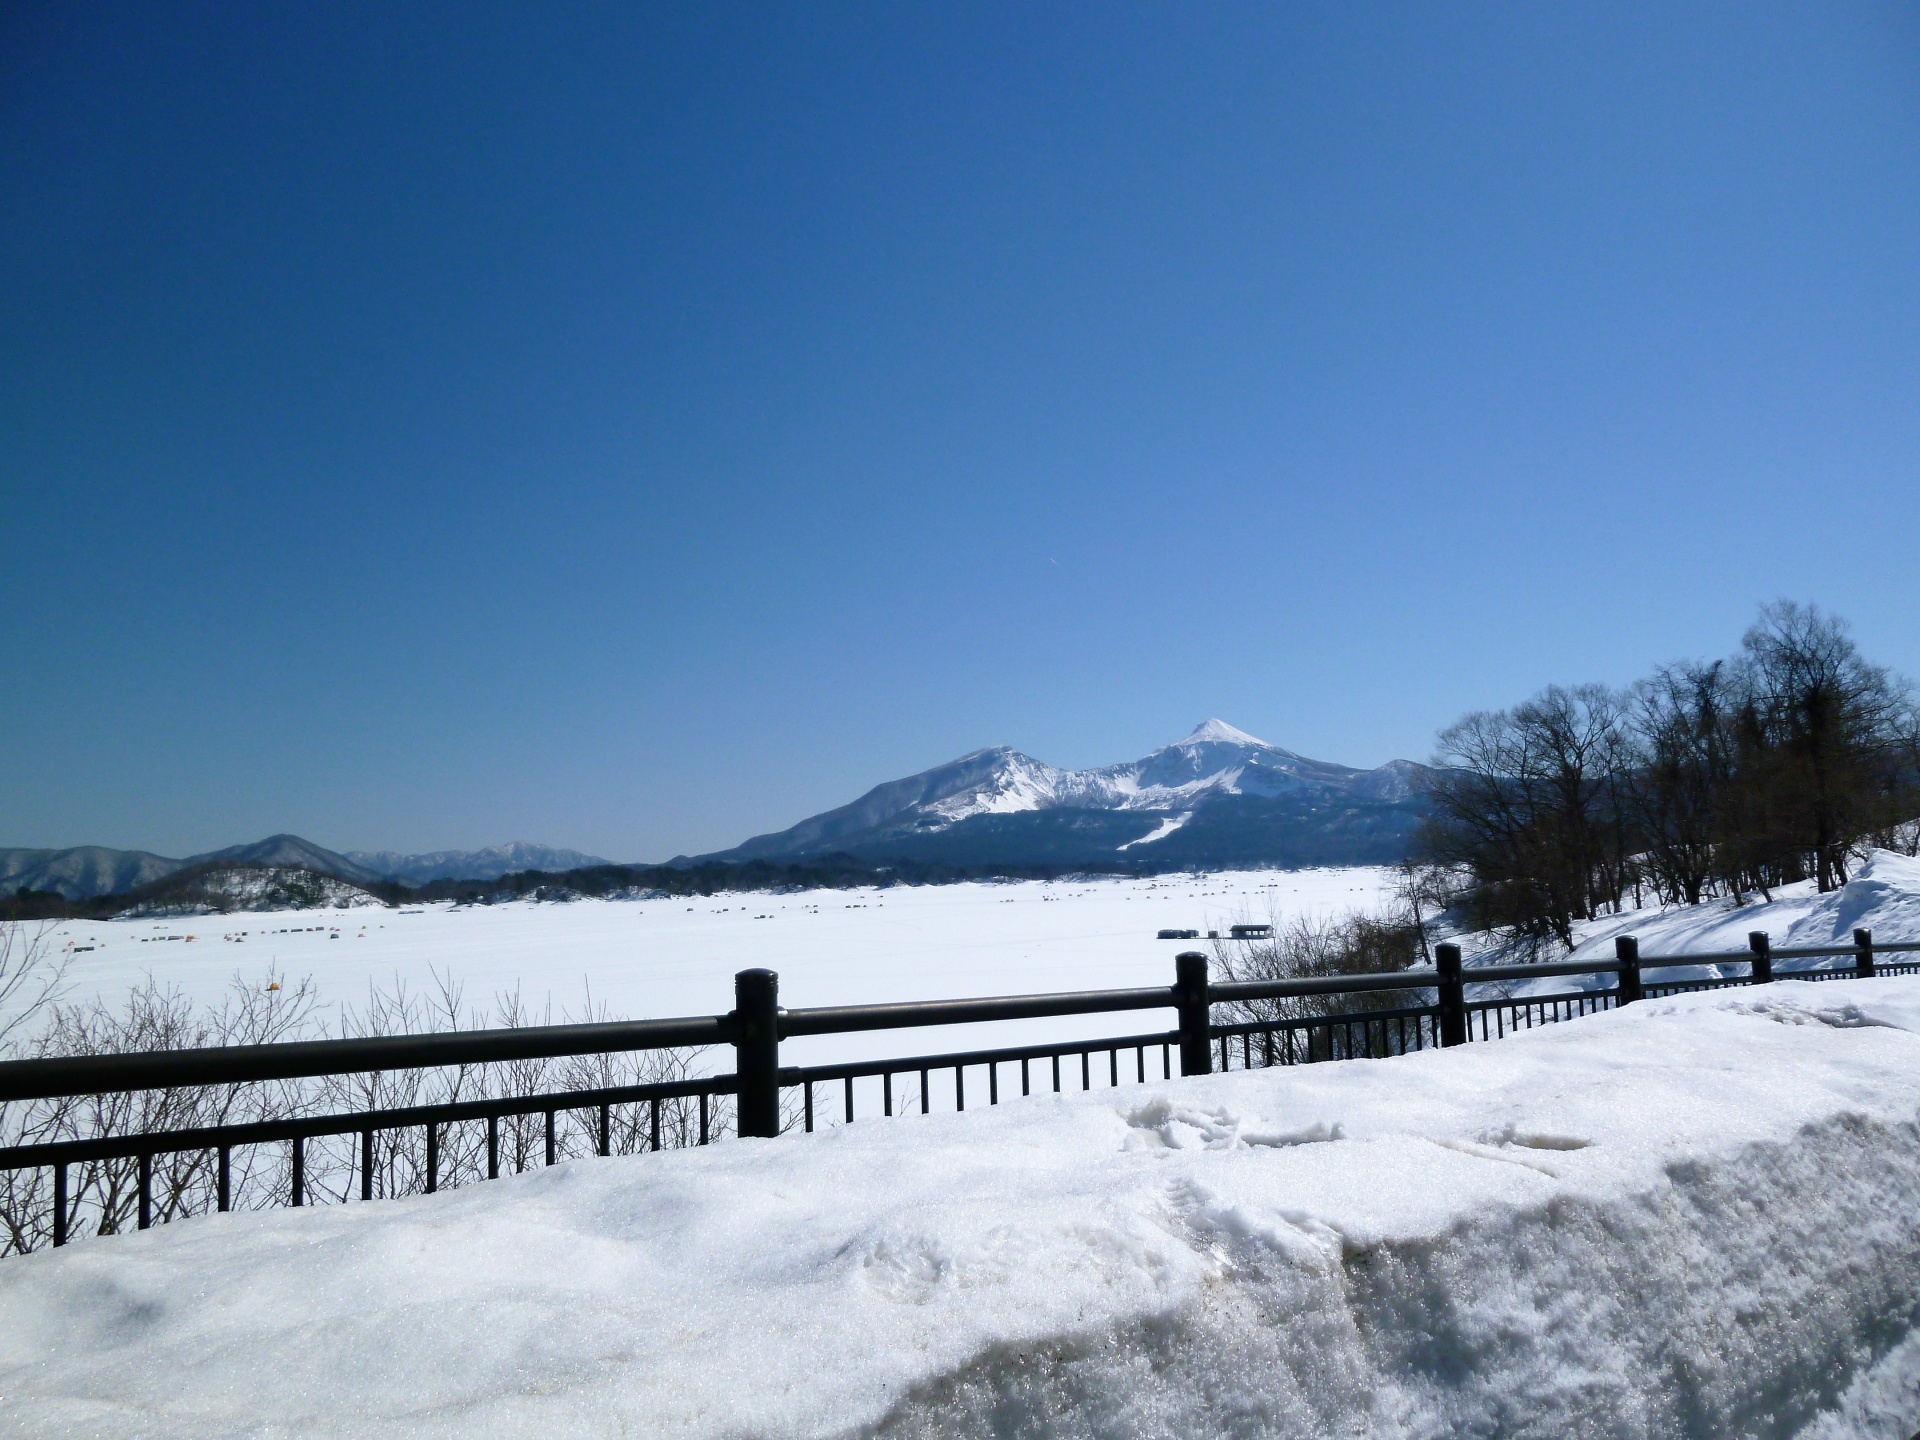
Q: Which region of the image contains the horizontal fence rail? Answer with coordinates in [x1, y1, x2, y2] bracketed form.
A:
[0, 1014, 736, 1103]
[2, 927, 1916, 1253]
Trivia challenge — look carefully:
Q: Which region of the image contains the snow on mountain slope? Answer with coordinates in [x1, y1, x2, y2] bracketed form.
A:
[712, 721, 1430, 866]
[122, 866, 389, 915]
[927, 720, 1397, 822]
[3, 980, 1918, 1438]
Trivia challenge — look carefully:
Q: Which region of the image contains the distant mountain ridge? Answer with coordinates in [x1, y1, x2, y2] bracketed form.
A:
[696, 720, 1431, 870]
[7, 722, 1427, 901]
[0, 837, 608, 900]
[343, 843, 609, 886]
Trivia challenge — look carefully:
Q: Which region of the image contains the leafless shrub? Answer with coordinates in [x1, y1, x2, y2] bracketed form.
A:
[1213, 903, 1429, 1062]
[0, 962, 725, 1256]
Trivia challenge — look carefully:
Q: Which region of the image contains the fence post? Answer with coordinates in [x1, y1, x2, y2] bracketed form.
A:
[1748, 932, 1772, 985]
[734, 968, 782, 1138]
[1854, 927, 1875, 980]
[1174, 951, 1212, 1076]
[1435, 943, 1467, 1046]
[1615, 935, 1643, 1006]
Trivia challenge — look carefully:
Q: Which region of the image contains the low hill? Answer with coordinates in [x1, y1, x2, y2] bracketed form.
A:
[0, 836, 604, 900]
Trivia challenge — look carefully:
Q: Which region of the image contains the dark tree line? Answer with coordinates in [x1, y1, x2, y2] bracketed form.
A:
[1420, 603, 1920, 950]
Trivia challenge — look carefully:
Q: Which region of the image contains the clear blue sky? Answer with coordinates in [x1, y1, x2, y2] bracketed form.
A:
[4, 3, 1918, 862]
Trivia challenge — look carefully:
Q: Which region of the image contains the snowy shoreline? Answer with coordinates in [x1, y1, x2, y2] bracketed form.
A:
[3, 979, 1918, 1438]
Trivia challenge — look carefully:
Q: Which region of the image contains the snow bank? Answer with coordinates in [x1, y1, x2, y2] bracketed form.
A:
[1487, 849, 1920, 997]
[3, 980, 1919, 1438]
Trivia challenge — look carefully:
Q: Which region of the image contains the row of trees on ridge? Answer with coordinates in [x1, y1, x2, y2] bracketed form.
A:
[1420, 602, 1920, 950]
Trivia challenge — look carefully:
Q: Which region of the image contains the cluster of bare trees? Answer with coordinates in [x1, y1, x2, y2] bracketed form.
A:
[0, 928, 727, 1256]
[1422, 603, 1920, 951]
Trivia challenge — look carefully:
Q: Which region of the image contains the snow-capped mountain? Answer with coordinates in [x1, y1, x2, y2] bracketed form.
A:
[701, 721, 1432, 870]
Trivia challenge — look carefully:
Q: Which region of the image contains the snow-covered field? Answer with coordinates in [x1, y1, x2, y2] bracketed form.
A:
[18, 868, 1400, 1066]
[3, 978, 1918, 1438]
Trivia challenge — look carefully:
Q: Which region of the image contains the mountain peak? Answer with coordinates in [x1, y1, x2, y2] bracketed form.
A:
[1177, 718, 1268, 748]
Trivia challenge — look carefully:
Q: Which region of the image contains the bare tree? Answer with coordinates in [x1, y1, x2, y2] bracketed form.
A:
[1730, 602, 1916, 892]
[0, 920, 67, 1051]
[1421, 684, 1633, 950]
[1627, 661, 1736, 906]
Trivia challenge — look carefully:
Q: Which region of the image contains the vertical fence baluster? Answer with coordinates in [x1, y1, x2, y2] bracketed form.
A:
[1109, 1049, 1118, 1087]
[1855, 928, 1875, 980]
[989, 1062, 998, 1105]
[699, 1092, 711, 1144]
[359, 1130, 372, 1199]
[1081, 1052, 1090, 1091]
[1136, 1045, 1145, 1083]
[1052, 1054, 1061, 1093]
[955, 1066, 964, 1112]
[1021, 1057, 1031, 1096]
[804, 1080, 815, 1132]
[1749, 932, 1773, 984]
[52, 1162, 67, 1247]
[545, 1109, 556, 1166]
[919, 1068, 930, 1115]
[650, 1097, 661, 1151]
[291, 1136, 305, 1207]
[425, 1124, 438, 1194]
[845, 1076, 855, 1123]
[883, 1072, 893, 1116]
[1162, 1042, 1171, 1079]
[488, 1115, 500, 1179]
[138, 1151, 151, 1229]
[1436, 943, 1466, 1046]
[598, 1104, 610, 1157]
[220, 1145, 233, 1211]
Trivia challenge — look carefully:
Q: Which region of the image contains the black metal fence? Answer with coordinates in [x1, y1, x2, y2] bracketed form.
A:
[2, 926, 1915, 1252]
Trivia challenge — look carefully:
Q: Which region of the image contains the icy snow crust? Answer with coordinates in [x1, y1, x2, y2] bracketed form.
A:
[4, 982, 1920, 1438]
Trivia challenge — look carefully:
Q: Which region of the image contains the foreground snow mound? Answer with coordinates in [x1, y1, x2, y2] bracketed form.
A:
[3, 983, 1919, 1439]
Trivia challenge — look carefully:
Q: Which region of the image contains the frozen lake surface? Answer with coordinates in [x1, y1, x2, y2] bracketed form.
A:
[23, 868, 1400, 1066]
